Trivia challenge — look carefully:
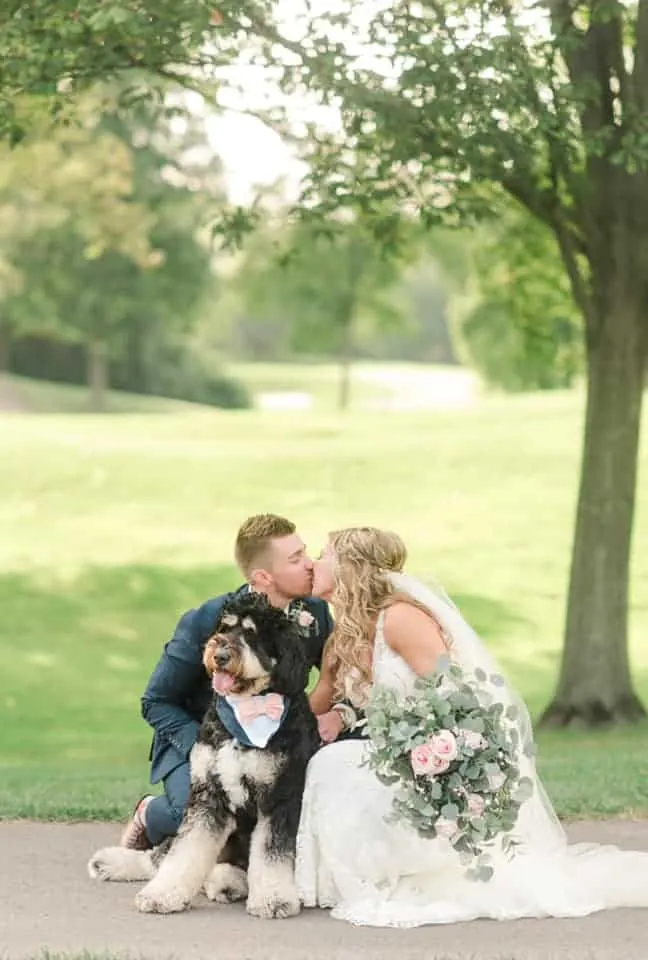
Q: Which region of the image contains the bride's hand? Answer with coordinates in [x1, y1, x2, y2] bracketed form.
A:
[317, 710, 344, 744]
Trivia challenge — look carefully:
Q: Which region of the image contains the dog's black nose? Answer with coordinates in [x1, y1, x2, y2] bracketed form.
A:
[214, 649, 231, 668]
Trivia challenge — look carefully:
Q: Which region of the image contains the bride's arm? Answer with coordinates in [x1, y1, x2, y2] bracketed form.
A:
[308, 653, 335, 715]
[383, 602, 448, 677]
[309, 655, 353, 743]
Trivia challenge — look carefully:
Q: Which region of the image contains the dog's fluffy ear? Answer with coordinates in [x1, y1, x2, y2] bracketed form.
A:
[203, 636, 219, 676]
[270, 621, 310, 697]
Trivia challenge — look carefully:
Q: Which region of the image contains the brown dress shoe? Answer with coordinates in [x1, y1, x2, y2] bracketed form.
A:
[119, 795, 154, 850]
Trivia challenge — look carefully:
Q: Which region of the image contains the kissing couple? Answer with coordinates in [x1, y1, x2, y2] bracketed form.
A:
[116, 513, 648, 926]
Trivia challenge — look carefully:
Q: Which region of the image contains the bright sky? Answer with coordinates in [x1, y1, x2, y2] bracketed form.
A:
[205, 111, 297, 203]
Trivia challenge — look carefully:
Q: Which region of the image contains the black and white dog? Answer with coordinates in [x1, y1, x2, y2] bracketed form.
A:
[88, 593, 320, 919]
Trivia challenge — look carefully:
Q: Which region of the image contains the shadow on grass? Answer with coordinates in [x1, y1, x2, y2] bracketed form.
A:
[0, 564, 240, 767]
[3, 563, 645, 728]
[0, 564, 537, 759]
[451, 591, 531, 641]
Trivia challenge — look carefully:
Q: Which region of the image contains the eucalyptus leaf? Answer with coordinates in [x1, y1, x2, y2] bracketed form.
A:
[441, 802, 460, 821]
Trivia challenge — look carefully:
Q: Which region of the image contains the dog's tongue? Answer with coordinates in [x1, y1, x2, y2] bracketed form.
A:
[212, 671, 235, 695]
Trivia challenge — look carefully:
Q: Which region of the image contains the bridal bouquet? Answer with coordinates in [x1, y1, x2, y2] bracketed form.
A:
[365, 657, 535, 881]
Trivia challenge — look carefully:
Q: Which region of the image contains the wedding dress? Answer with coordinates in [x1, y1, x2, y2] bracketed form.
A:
[295, 571, 648, 927]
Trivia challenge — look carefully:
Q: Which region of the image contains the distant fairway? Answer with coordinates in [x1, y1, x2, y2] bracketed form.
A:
[1, 369, 647, 820]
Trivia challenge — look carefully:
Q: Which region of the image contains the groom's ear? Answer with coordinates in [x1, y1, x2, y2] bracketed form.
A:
[250, 567, 273, 591]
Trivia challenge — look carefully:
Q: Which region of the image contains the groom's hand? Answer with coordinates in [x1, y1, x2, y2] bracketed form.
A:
[317, 710, 344, 744]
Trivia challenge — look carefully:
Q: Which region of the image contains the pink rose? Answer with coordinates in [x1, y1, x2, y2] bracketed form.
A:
[297, 610, 315, 628]
[429, 729, 458, 762]
[411, 744, 451, 777]
[466, 793, 485, 817]
[429, 753, 451, 775]
[410, 743, 436, 776]
[459, 729, 487, 751]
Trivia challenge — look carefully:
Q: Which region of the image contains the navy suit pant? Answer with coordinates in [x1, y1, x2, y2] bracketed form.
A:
[145, 761, 190, 846]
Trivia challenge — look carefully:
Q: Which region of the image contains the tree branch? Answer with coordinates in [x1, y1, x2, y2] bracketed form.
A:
[222, 10, 314, 68]
[552, 213, 594, 332]
[501, 168, 587, 257]
[499, 2, 592, 243]
[149, 66, 220, 100]
[543, 0, 624, 134]
[543, 0, 585, 84]
[588, 1, 627, 123]
[501, 172, 556, 230]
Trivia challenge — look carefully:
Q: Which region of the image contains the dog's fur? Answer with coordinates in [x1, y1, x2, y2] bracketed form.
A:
[88, 593, 320, 919]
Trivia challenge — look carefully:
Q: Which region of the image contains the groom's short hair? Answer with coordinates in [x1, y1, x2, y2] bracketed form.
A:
[235, 513, 296, 577]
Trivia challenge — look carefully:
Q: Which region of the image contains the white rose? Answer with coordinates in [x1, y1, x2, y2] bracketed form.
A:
[459, 729, 487, 751]
[487, 770, 507, 792]
[434, 817, 459, 841]
[466, 793, 486, 817]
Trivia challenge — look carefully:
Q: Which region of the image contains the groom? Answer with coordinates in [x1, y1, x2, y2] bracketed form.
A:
[121, 513, 336, 851]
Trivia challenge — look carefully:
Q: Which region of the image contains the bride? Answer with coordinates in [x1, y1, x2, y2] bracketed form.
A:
[296, 526, 648, 927]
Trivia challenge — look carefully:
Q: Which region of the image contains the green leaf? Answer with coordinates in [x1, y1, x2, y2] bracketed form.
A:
[429, 780, 443, 800]
[513, 778, 534, 802]
[460, 717, 485, 734]
[441, 802, 460, 821]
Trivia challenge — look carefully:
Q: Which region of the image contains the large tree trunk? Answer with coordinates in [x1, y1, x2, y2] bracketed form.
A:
[540, 295, 647, 728]
[87, 337, 108, 412]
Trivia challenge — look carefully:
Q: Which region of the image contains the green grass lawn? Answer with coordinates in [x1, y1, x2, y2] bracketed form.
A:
[1, 378, 647, 821]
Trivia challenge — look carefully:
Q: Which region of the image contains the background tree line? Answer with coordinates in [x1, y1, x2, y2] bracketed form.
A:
[1, 85, 581, 411]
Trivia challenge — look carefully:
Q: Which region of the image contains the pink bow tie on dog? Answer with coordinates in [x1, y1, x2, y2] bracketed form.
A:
[233, 693, 285, 723]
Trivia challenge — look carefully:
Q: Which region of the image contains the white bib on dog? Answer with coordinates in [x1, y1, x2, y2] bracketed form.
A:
[218, 693, 289, 749]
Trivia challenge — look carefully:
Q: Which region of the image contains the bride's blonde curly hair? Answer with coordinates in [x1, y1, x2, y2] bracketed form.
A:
[324, 526, 407, 704]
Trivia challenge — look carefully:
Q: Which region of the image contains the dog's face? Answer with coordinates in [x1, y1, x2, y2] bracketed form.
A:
[203, 594, 309, 698]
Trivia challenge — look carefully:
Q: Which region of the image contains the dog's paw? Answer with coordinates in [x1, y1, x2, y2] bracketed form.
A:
[88, 847, 154, 883]
[246, 893, 301, 919]
[135, 884, 191, 914]
[88, 848, 115, 881]
[204, 863, 248, 903]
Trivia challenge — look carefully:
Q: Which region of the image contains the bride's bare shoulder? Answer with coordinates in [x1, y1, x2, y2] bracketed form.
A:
[381, 600, 448, 675]
[382, 599, 445, 648]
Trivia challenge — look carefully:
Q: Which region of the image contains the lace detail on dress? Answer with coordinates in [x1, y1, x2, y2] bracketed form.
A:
[341, 610, 420, 709]
[372, 610, 419, 697]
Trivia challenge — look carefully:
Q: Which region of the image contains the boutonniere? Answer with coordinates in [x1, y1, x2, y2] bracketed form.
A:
[297, 608, 315, 628]
[289, 602, 317, 635]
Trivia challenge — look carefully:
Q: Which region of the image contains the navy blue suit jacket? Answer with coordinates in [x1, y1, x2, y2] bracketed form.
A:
[141, 587, 333, 784]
